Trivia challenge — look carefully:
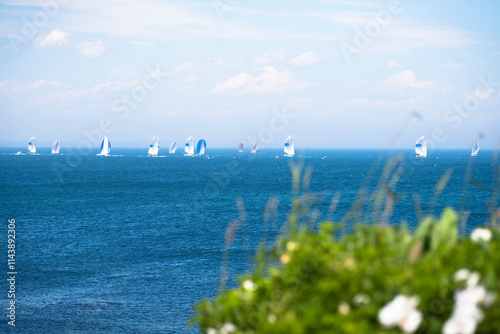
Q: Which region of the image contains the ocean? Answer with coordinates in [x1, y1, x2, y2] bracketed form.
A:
[1, 148, 498, 333]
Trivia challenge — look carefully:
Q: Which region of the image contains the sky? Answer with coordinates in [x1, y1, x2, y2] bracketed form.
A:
[0, 0, 499, 149]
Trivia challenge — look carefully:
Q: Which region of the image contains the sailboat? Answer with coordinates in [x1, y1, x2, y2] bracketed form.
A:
[184, 136, 195, 156]
[97, 135, 111, 156]
[238, 143, 244, 152]
[27, 137, 36, 154]
[51, 140, 60, 154]
[284, 135, 295, 157]
[197, 139, 206, 156]
[251, 141, 259, 154]
[148, 135, 160, 157]
[471, 141, 480, 157]
[415, 136, 427, 158]
[169, 141, 177, 154]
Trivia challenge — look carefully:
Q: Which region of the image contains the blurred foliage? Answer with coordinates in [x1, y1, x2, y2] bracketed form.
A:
[192, 207, 500, 333]
[192, 159, 500, 333]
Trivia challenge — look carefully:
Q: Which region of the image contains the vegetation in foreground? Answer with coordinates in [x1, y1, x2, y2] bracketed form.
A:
[193, 159, 500, 333]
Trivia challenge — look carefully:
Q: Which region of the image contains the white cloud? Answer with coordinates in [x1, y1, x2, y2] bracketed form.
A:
[252, 51, 286, 65]
[35, 29, 70, 48]
[386, 60, 400, 69]
[0, 80, 59, 94]
[22, 80, 59, 91]
[289, 52, 322, 66]
[304, 10, 377, 27]
[77, 40, 106, 57]
[382, 25, 476, 49]
[308, 0, 387, 9]
[24, 0, 341, 42]
[473, 88, 496, 100]
[172, 62, 197, 74]
[26, 80, 47, 89]
[51, 79, 141, 99]
[378, 70, 438, 91]
[210, 66, 307, 95]
[304, 10, 477, 51]
[0, 77, 148, 100]
[206, 57, 223, 65]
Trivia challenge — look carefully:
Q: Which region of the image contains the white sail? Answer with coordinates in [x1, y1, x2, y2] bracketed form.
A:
[28, 137, 36, 154]
[284, 135, 295, 157]
[169, 141, 177, 154]
[415, 136, 427, 158]
[97, 135, 111, 156]
[148, 135, 159, 157]
[471, 141, 480, 156]
[184, 136, 195, 156]
[422, 140, 427, 158]
[197, 139, 206, 156]
[251, 141, 259, 154]
[51, 140, 60, 154]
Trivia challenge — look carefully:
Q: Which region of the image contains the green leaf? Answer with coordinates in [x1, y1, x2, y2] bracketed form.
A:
[430, 207, 458, 253]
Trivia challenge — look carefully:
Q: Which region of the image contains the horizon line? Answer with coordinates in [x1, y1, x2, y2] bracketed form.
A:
[0, 146, 496, 151]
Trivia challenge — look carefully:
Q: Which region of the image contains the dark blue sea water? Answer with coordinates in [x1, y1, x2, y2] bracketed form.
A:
[1, 148, 498, 333]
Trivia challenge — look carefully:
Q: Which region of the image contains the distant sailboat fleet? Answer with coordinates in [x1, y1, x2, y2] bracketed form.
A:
[18, 135, 483, 158]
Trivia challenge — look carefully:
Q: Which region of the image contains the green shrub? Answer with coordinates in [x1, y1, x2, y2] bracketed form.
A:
[192, 206, 500, 333]
[193, 160, 500, 333]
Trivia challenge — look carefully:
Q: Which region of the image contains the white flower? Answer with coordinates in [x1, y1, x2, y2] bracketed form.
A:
[453, 269, 480, 288]
[470, 228, 492, 243]
[353, 294, 371, 305]
[401, 310, 423, 333]
[242, 279, 256, 291]
[220, 323, 236, 334]
[267, 314, 277, 324]
[338, 302, 351, 316]
[207, 328, 217, 334]
[453, 303, 484, 323]
[443, 271, 494, 334]
[456, 285, 487, 306]
[378, 295, 422, 333]
[466, 272, 481, 288]
[442, 317, 477, 334]
[454, 269, 471, 282]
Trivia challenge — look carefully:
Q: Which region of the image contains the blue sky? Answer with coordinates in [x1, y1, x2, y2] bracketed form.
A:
[0, 0, 499, 149]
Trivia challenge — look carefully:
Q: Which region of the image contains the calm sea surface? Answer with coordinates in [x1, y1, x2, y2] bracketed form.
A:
[0, 148, 498, 333]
